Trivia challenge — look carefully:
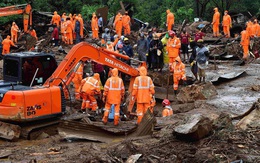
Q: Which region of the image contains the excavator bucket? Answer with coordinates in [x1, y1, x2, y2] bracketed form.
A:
[0, 121, 21, 140]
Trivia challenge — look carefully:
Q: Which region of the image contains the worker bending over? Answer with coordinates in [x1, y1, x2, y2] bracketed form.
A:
[80, 73, 101, 113]
[162, 99, 173, 117]
[171, 56, 186, 95]
[132, 66, 155, 124]
[102, 68, 125, 126]
[2, 35, 17, 55]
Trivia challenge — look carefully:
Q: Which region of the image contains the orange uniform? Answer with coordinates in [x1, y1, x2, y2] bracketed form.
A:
[64, 19, 74, 44]
[251, 20, 259, 37]
[91, 15, 99, 39]
[132, 66, 155, 124]
[2, 35, 15, 55]
[171, 56, 186, 91]
[28, 29, 38, 40]
[162, 106, 173, 117]
[222, 11, 232, 38]
[212, 8, 220, 37]
[11, 22, 19, 43]
[240, 30, 250, 59]
[246, 21, 253, 37]
[80, 73, 101, 111]
[60, 19, 66, 43]
[166, 9, 174, 31]
[113, 12, 122, 29]
[51, 11, 61, 27]
[115, 16, 123, 37]
[122, 12, 131, 35]
[72, 63, 84, 100]
[78, 14, 84, 38]
[102, 68, 125, 126]
[166, 36, 181, 68]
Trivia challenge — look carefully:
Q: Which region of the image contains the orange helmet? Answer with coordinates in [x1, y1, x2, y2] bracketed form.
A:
[162, 99, 170, 106]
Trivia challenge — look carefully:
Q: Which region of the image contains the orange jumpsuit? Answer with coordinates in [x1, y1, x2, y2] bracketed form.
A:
[51, 11, 61, 27]
[11, 22, 19, 43]
[166, 36, 181, 69]
[162, 106, 173, 117]
[2, 36, 15, 55]
[246, 21, 253, 37]
[132, 66, 155, 124]
[65, 19, 74, 44]
[222, 13, 232, 38]
[80, 74, 100, 111]
[122, 14, 131, 35]
[78, 14, 84, 38]
[29, 29, 38, 40]
[102, 68, 125, 125]
[115, 17, 123, 37]
[166, 9, 174, 31]
[91, 15, 99, 39]
[72, 64, 84, 100]
[240, 30, 250, 59]
[171, 57, 186, 91]
[61, 20, 66, 43]
[212, 8, 220, 37]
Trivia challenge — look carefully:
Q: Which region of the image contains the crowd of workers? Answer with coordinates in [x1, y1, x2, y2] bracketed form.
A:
[1, 8, 259, 126]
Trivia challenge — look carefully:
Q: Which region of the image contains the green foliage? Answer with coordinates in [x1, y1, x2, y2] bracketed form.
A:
[81, 4, 104, 20]
[175, 7, 194, 24]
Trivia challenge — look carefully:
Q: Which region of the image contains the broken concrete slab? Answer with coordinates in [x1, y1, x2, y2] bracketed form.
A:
[207, 70, 246, 84]
[173, 113, 213, 141]
[177, 82, 217, 103]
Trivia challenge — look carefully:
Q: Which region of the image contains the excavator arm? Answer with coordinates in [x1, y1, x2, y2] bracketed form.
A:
[0, 4, 32, 32]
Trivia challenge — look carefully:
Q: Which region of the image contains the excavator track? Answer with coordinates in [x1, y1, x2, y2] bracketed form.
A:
[0, 121, 21, 140]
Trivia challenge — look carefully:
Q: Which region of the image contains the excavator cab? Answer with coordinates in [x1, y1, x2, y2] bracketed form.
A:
[3, 52, 57, 86]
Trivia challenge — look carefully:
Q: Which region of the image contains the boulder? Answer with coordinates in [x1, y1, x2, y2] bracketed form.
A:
[177, 82, 217, 103]
[173, 113, 213, 141]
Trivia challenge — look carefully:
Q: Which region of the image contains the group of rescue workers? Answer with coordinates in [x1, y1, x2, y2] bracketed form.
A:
[1, 8, 259, 126]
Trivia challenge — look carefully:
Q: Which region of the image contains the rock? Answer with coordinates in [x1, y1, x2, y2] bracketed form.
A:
[177, 82, 217, 103]
[251, 85, 260, 91]
[173, 113, 213, 141]
[126, 154, 142, 163]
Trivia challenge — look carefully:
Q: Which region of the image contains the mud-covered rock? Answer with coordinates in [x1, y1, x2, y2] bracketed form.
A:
[173, 113, 212, 141]
[177, 82, 217, 103]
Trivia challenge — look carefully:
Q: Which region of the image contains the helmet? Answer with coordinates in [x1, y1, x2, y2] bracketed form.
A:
[169, 30, 175, 37]
[162, 99, 170, 106]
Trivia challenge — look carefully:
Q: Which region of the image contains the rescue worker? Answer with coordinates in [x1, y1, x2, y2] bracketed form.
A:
[91, 13, 99, 39]
[102, 68, 125, 126]
[28, 26, 38, 41]
[211, 7, 220, 37]
[166, 30, 181, 71]
[246, 20, 253, 38]
[51, 11, 61, 27]
[122, 11, 131, 35]
[80, 73, 101, 113]
[195, 39, 209, 83]
[65, 17, 74, 45]
[115, 15, 123, 37]
[222, 10, 232, 38]
[113, 11, 122, 29]
[78, 14, 84, 39]
[162, 99, 173, 117]
[171, 56, 186, 95]
[166, 9, 174, 31]
[240, 26, 250, 61]
[137, 33, 149, 62]
[11, 22, 19, 43]
[180, 29, 191, 63]
[60, 18, 66, 43]
[2, 35, 17, 55]
[251, 19, 259, 37]
[132, 66, 155, 124]
[72, 63, 84, 100]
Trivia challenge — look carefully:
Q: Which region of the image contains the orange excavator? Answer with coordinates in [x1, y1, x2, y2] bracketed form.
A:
[0, 3, 32, 32]
[0, 42, 145, 140]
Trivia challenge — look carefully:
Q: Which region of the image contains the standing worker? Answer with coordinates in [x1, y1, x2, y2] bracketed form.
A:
[74, 16, 81, 44]
[162, 99, 173, 117]
[171, 56, 186, 95]
[51, 11, 61, 27]
[166, 9, 174, 31]
[240, 26, 250, 61]
[167, 30, 181, 71]
[180, 29, 191, 63]
[195, 39, 209, 83]
[98, 13, 103, 35]
[122, 11, 131, 35]
[80, 73, 101, 113]
[91, 13, 99, 40]
[72, 63, 84, 100]
[78, 14, 84, 39]
[11, 22, 19, 43]
[2, 35, 17, 55]
[137, 33, 149, 62]
[65, 17, 74, 44]
[102, 68, 125, 126]
[52, 24, 59, 46]
[132, 66, 155, 125]
[222, 10, 232, 38]
[115, 16, 123, 37]
[211, 7, 220, 37]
